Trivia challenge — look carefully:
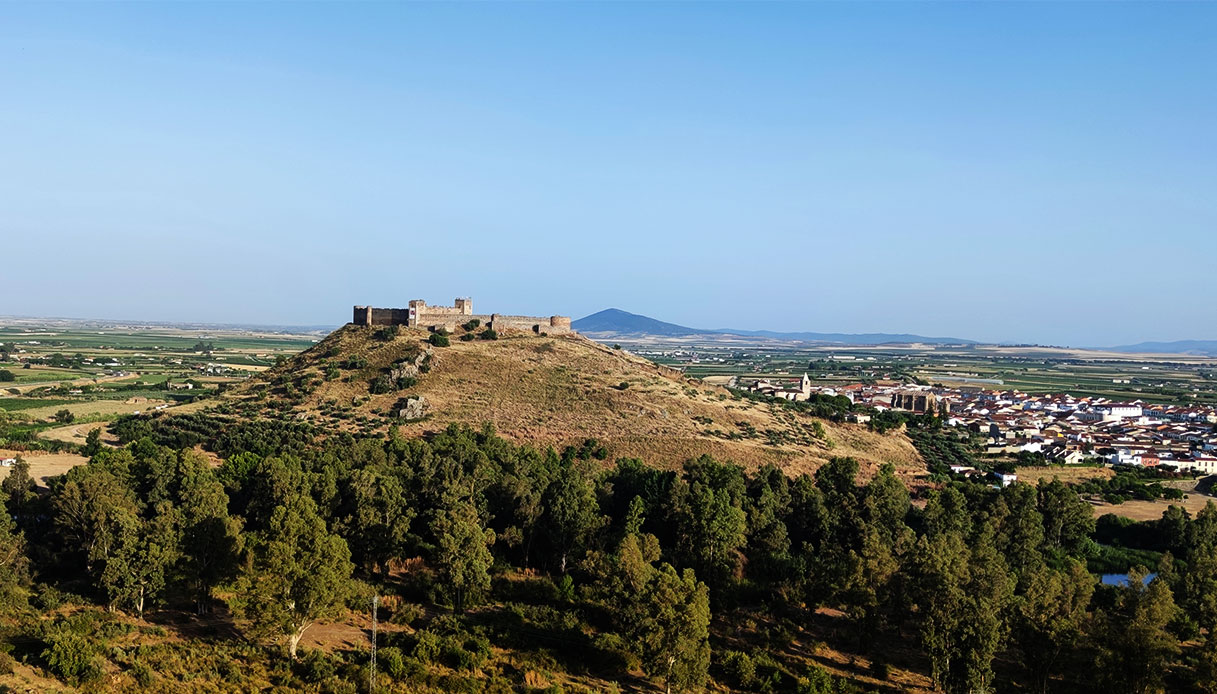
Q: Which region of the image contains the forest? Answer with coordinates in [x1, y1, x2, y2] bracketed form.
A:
[0, 416, 1215, 693]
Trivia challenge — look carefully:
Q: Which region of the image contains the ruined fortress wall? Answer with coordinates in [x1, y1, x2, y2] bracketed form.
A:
[353, 303, 572, 334]
[370, 308, 412, 326]
[417, 313, 492, 329]
[417, 306, 470, 317]
[489, 315, 573, 334]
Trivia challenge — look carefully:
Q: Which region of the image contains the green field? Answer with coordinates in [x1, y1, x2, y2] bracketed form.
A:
[1, 367, 84, 384]
[0, 321, 320, 436]
[0, 398, 74, 412]
[640, 342, 1217, 407]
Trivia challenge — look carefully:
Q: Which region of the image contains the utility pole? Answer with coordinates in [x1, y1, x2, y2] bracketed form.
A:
[369, 595, 379, 692]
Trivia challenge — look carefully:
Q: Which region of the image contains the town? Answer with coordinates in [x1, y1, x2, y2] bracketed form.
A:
[744, 373, 1217, 474]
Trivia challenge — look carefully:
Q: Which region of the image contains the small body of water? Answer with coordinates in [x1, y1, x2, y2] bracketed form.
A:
[1101, 572, 1157, 587]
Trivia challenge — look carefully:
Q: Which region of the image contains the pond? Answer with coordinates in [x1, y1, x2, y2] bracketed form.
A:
[1100, 572, 1157, 586]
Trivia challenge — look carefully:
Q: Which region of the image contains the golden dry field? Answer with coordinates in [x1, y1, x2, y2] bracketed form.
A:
[1089, 495, 1215, 522]
[19, 398, 169, 421]
[1014, 466, 1114, 485]
[0, 449, 89, 486]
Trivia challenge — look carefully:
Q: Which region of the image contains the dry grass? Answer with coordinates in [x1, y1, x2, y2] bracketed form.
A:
[21, 398, 169, 421]
[2, 371, 137, 395]
[223, 326, 923, 477]
[1090, 493, 1217, 522]
[1015, 466, 1114, 485]
[0, 449, 88, 486]
[39, 421, 110, 445]
[0, 663, 76, 693]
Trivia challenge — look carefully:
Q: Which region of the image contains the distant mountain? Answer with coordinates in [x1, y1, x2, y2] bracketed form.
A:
[573, 308, 978, 345]
[573, 309, 715, 337]
[1110, 340, 1217, 356]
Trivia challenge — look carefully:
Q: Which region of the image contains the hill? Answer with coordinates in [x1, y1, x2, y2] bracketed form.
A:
[572, 308, 714, 337]
[217, 323, 922, 478]
[1110, 340, 1217, 356]
[575, 307, 978, 345]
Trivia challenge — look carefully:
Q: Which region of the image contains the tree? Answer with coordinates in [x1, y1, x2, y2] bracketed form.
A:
[1194, 633, 1217, 694]
[99, 502, 178, 618]
[950, 523, 1014, 694]
[540, 459, 601, 574]
[431, 494, 494, 612]
[0, 369, 14, 382]
[923, 486, 971, 540]
[52, 465, 140, 578]
[1094, 569, 1178, 694]
[83, 428, 103, 457]
[231, 493, 354, 660]
[913, 521, 1013, 694]
[996, 483, 1045, 586]
[813, 458, 868, 599]
[864, 463, 911, 543]
[670, 457, 746, 591]
[342, 467, 414, 576]
[1013, 562, 1093, 694]
[591, 514, 709, 694]
[1038, 479, 1095, 557]
[175, 457, 241, 614]
[633, 564, 711, 694]
[2, 457, 37, 529]
[843, 524, 903, 646]
[54, 408, 75, 424]
[744, 464, 792, 581]
[0, 489, 29, 612]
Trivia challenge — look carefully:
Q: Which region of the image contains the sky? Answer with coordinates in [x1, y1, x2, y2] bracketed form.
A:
[1, 3, 1214, 347]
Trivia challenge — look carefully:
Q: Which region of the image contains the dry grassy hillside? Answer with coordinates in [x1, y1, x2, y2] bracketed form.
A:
[222, 325, 923, 479]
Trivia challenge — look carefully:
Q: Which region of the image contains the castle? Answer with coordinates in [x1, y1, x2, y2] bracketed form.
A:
[352, 298, 573, 335]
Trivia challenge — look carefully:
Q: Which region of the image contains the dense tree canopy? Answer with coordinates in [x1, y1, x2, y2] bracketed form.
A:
[4, 417, 1217, 693]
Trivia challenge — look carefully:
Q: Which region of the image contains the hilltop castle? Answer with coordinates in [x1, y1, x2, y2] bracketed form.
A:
[352, 298, 573, 335]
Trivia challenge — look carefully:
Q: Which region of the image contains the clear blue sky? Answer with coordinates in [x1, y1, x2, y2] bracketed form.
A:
[2, 3, 1214, 346]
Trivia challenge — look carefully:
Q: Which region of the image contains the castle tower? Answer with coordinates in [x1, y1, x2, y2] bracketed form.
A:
[454, 297, 473, 315]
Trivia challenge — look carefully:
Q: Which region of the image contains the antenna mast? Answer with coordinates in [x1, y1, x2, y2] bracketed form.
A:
[369, 594, 379, 691]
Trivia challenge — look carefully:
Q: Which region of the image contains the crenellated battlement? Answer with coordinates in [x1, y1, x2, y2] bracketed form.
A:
[352, 298, 573, 335]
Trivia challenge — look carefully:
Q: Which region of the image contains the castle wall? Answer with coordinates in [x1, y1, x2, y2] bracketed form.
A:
[370, 308, 412, 326]
[352, 301, 572, 334]
[415, 313, 492, 330]
[489, 314, 573, 335]
[417, 306, 470, 317]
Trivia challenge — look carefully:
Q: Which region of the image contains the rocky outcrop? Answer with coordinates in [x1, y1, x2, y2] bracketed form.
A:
[397, 396, 428, 421]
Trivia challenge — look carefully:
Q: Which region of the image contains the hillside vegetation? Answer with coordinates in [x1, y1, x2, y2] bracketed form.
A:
[218, 324, 921, 479]
[4, 326, 1216, 694]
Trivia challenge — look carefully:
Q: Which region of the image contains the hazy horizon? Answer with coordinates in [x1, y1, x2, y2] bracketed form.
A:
[3, 3, 1214, 346]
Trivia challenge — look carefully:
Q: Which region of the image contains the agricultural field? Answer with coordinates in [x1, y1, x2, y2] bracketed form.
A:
[0, 449, 90, 486]
[0, 318, 322, 451]
[621, 338, 1217, 406]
